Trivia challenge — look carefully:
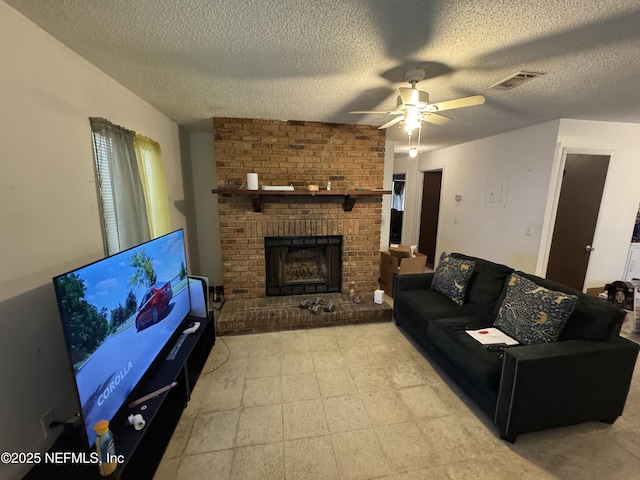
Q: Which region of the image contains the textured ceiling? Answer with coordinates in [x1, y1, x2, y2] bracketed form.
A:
[6, 0, 640, 154]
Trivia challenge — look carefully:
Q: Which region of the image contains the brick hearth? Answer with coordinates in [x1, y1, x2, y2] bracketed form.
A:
[213, 117, 386, 304]
[215, 293, 392, 335]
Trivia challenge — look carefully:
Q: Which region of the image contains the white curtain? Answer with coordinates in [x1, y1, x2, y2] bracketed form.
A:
[90, 118, 150, 255]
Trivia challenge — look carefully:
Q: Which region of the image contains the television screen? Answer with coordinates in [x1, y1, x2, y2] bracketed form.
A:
[53, 229, 191, 447]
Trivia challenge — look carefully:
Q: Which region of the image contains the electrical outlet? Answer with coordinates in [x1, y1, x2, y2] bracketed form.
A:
[41, 408, 55, 438]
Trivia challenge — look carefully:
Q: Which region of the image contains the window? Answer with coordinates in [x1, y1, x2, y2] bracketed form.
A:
[90, 118, 170, 255]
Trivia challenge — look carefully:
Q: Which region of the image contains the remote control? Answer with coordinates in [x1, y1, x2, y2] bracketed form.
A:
[183, 321, 200, 335]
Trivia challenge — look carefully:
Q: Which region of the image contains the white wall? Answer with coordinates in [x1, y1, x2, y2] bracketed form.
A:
[407, 118, 640, 290]
[416, 121, 561, 272]
[190, 132, 224, 285]
[0, 3, 186, 478]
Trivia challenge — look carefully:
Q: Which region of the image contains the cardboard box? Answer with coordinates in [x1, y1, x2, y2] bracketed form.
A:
[381, 251, 427, 275]
[379, 250, 427, 297]
[388, 244, 412, 258]
[586, 287, 605, 297]
[378, 271, 395, 298]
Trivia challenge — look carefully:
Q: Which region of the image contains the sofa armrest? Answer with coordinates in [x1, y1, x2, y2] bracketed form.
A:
[393, 272, 434, 293]
[495, 337, 639, 442]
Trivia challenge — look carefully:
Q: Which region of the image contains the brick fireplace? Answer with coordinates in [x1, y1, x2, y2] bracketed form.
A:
[213, 117, 386, 305]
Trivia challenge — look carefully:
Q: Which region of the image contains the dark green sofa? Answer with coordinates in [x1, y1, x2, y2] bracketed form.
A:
[393, 253, 639, 443]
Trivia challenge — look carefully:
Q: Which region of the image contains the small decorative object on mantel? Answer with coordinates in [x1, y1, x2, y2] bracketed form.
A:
[348, 281, 356, 299]
[247, 173, 259, 190]
[261, 185, 295, 191]
[307, 184, 319, 192]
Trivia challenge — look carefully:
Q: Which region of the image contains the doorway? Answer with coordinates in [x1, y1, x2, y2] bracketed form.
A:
[390, 174, 405, 244]
[545, 153, 610, 290]
[418, 170, 443, 269]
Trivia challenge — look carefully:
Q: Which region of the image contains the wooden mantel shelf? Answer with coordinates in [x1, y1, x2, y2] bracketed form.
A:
[211, 188, 391, 212]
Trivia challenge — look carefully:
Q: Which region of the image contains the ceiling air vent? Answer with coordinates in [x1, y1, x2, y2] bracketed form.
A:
[490, 71, 545, 90]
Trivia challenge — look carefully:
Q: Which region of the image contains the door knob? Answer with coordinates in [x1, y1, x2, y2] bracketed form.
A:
[585, 245, 595, 252]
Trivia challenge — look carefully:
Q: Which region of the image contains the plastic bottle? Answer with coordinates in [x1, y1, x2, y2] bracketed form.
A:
[327, 181, 331, 191]
[348, 281, 355, 299]
[94, 420, 117, 476]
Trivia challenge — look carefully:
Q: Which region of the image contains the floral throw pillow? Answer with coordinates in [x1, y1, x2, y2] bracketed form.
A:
[431, 252, 475, 306]
[494, 273, 578, 345]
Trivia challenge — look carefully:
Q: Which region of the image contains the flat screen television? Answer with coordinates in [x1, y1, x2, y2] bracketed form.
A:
[53, 229, 191, 447]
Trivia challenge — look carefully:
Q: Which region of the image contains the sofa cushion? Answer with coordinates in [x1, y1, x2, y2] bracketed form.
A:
[494, 273, 578, 345]
[431, 252, 475, 306]
[452, 253, 514, 315]
[516, 272, 625, 342]
[394, 288, 488, 334]
[427, 317, 505, 391]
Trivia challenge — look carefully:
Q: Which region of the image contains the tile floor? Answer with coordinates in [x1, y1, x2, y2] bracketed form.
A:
[153, 322, 640, 480]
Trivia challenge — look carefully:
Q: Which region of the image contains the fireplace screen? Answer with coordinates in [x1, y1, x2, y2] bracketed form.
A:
[265, 236, 342, 296]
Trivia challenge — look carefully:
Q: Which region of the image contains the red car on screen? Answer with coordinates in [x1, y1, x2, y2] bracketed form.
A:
[136, 281, 173, 332]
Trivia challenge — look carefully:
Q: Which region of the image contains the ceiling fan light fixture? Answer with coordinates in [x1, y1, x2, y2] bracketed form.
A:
[398, 87, 419, 107]
[397, 90, 430, 111]
[404, 108, 421, 132]
[407, 119, 422, 158]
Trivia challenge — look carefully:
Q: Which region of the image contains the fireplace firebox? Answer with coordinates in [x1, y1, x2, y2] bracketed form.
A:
[265, 236, 342, 296]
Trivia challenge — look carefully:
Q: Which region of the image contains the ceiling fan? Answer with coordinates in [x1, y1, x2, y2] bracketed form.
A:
[350, 67, 486, 131]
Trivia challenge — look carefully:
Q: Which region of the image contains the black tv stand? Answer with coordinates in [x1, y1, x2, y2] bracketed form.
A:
[25, 313, 215, 480]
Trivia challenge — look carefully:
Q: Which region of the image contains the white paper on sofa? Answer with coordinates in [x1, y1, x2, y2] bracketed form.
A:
[465, 328, 519, 346]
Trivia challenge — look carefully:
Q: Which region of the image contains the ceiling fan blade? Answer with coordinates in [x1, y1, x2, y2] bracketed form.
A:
[379, 116, 404, 129]
[427, 94, 486, 112]
[422, 113, 452, 125]
[349, 110, 400, 115]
